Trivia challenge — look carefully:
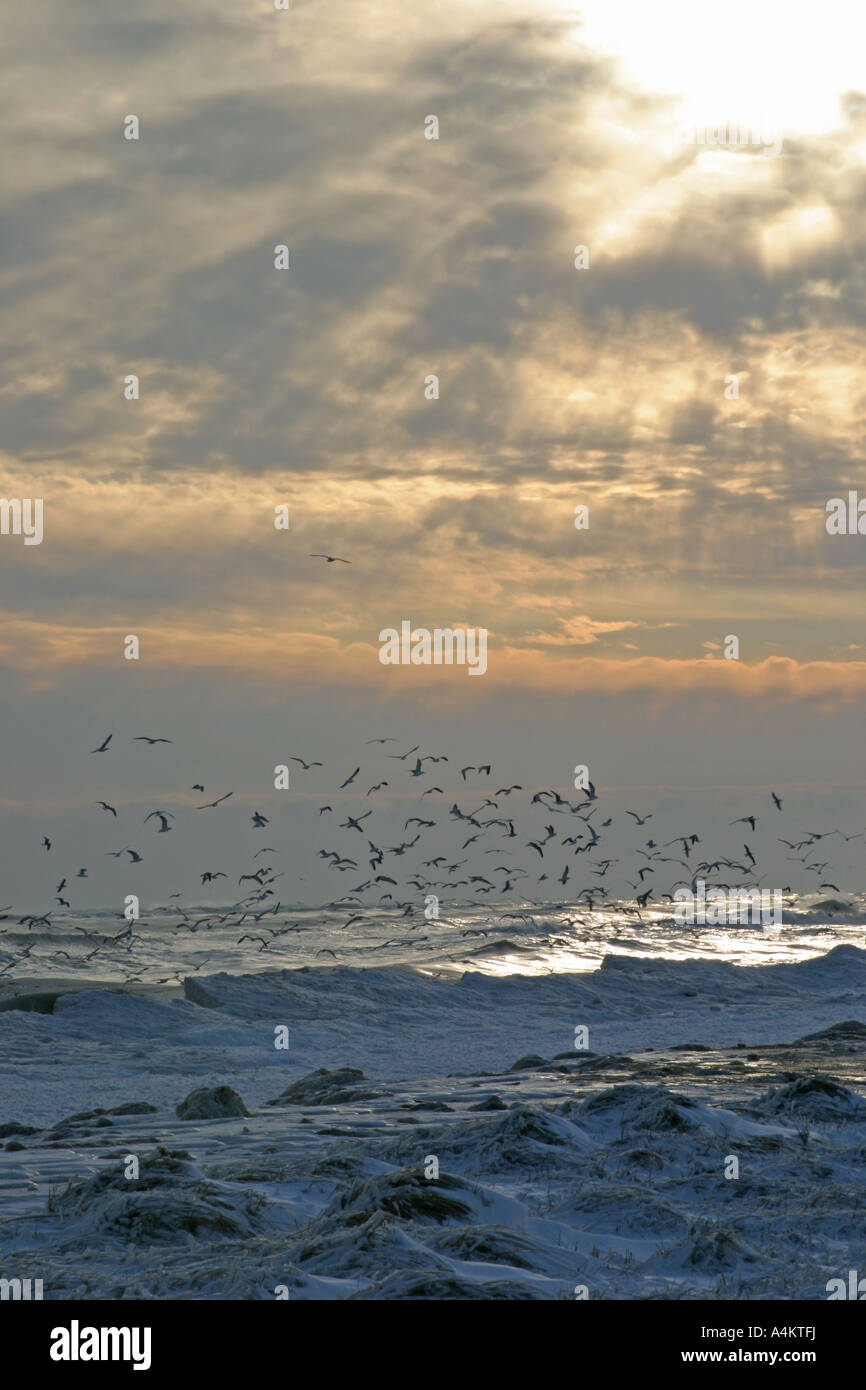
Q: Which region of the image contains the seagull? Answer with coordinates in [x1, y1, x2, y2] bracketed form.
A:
[197, 792, 233, 809]
[96, 801, 117, 817]
[144, 812, 174, 833]
[366, 737, 397, 744]
[626, 811, 652, 825]
[339, 767, 360, 788]
[309, 554, 351, 564]
[91, 734, 113, 753]
[771, 792, 782, 810]
[291, 757, 323, 769]
[125, 849, 144, 863]
[192, 784, 205, 792]
[133, 736, 173, 744]
[251, 811, 269, 827]
[76, 868, 88, 878]
[41, 836, 51, 851]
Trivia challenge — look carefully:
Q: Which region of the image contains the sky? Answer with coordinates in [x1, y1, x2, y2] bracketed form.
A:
[3, 0, 866, 908]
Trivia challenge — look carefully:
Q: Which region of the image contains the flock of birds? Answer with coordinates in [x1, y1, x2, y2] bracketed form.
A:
[1, 728, 863, 985]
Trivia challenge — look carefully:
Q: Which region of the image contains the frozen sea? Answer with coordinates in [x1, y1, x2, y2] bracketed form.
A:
[2, 897, 866, 1299]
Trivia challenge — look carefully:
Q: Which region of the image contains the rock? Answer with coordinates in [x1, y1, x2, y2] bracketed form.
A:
[0, 992, 62, 1014]
[797, 1020, 866, 1043]
[266, 1067, 379, 1107]
[175, 1086, 250, 1120]
[508, 1054, 547, 1071]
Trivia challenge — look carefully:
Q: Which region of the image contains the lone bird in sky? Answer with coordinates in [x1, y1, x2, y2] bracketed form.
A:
[91, 734, 112, 753]
[197, 792, 233, 809]
[309, 553, 351, 564]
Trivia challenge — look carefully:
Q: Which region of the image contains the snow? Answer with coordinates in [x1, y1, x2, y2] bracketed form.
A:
[2, 932, 866, 1299]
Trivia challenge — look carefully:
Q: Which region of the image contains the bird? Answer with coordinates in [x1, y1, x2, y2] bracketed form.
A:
[366, 737, 397, 744]
[309, 553, 350, 564]
[339, 767, 360, 788]
[91, 734, 113, 753]
[251, 811, 269, 827]
[76, 868, 88, 878]
[192, 784, 205, 793]
[291, 757, 323, 769]
[96, 801, 117, 816]
[626, 811, 652, 825]
[133, 736, 173, 744]
[41, 836, 51, 851]
[144, 812, 173, 833]
[197, 792, 233, 809]
[771, 792, 782, 810]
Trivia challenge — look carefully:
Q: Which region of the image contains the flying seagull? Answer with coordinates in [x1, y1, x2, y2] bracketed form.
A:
[134, 736, 173, 744]
[197, 792, 234, 809]
[96, 801, 117, 817]
[309, 554, 351, 564]
[91, 734, 113, 753]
